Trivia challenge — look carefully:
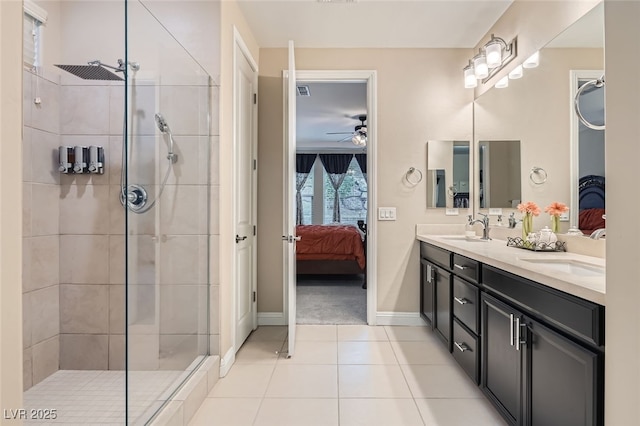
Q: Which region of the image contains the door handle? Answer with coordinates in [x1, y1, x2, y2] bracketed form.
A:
[281, 235, 301, 243]
[509, 314, 514, 346]
[235, 235, 247, 243]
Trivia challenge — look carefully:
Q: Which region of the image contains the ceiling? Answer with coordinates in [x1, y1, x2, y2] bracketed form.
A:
[236, 0, 514, 49]
[296, 82, 367, 151]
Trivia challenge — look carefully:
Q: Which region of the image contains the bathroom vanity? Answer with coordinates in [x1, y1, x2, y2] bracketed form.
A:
[417, 233, 605, 426]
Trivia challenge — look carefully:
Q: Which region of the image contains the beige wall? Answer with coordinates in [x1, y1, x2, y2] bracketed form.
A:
[475, 48, 603, 229]
[257, 48, 473, 315]
[218, 0, 259, 360]
[604, 1, 640, 423]
[0, 0, 24, 417]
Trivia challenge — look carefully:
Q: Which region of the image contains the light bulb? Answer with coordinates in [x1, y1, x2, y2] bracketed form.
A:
[473, 54, 488, 79]
[485, 41, 503, 68]
[495, 75, 509, 89]
[523, 51, 539, 68]
[464, 65, 477, 88]
[509, 64, 523, 79]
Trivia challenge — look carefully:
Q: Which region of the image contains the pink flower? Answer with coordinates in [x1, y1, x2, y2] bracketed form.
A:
[517, 201, 541, 216]
[544, 202, 569, 217]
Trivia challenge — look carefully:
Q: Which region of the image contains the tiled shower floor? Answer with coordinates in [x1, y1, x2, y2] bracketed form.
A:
[24, 369, 185, 425]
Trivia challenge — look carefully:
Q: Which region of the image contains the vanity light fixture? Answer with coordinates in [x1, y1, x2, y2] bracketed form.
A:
[464, 61, 477, 88]
[462, 34, 518, 88]
[495, 75, 509, 88]
[509, 64, 524, 79]
[523, 51, 540, 68]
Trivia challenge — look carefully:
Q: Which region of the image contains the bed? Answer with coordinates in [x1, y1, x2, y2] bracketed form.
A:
[578, 175, 605, 235]
[295, 224, 366, 278]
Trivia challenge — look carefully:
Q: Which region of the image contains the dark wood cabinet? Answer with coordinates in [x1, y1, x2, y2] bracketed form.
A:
[526, 318, 602, 426]
[481, 293, 523, 426]
[434, 265, 452, 351]
[420, 259, 434, 326]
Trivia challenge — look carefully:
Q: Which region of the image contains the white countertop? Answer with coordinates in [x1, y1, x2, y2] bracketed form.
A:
[417, 233, 606, 306]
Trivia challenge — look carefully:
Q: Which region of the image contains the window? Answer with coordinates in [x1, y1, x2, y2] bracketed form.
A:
[298, 156, 367, 226]
[323, 157, 367, 225]
[23, 1, 48, 70]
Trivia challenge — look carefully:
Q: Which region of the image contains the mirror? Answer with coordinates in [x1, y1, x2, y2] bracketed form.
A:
[473, 2, 604, 234]
[479, 140, 521, 208]
[426, 140, 470, 208]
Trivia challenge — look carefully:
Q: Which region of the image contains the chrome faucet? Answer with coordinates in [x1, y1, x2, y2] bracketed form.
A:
[469, 213, 491, 240]
[589, 228, 606, 239]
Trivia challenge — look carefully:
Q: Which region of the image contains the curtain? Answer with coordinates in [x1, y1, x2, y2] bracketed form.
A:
[355, 153, 367, 182]
[296, 154, 317, 225]
[319, 153, 353, 222]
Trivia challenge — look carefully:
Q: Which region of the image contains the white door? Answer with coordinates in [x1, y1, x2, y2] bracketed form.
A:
[235, 45, 257, 349]
[284, 40, 298, 357]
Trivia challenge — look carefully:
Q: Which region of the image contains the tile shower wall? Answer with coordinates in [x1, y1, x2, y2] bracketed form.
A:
[22, 69, 62, 391]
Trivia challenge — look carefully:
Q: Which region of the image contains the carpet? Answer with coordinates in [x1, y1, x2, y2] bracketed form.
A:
[296, 275, 367, 325]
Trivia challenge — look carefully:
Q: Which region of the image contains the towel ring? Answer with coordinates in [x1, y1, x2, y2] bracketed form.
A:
[405, 167, 423, 186]
[530, 166, 547, 185]
[574, 75, 605, 131]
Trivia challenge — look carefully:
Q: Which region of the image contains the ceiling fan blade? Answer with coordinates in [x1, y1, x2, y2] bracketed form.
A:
[337, 135, 353, 142]
[326, 132, 354, 135]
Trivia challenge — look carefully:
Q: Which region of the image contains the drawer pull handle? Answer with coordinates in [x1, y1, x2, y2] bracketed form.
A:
[454, 341, 470, 352]
[454, 296, 469, 305]
[454, 264, 468, 270]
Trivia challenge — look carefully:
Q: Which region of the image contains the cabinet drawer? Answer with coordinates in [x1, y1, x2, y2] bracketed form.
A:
[453, 276, 480, 334]
[482, 264, 605, 348]
[420, 242, 451, 270]
[452, 319, 479, 384]
[452, 253, 480, 283]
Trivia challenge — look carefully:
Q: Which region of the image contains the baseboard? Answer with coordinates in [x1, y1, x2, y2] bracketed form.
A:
[219, 346, 235, 378]
[376, 312, 427, 326]
[258, 312, 286, 326]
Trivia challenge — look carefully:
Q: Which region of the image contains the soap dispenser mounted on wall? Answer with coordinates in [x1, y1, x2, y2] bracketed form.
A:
[59, 146, 104, 174]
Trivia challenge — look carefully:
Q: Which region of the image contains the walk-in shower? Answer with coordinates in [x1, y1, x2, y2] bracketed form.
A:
[21, 1, 215, 424]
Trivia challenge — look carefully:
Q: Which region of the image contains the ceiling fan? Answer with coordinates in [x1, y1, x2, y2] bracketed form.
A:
[326, 115, 367, 146]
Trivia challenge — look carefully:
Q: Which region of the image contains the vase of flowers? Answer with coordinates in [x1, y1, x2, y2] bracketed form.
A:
[545, 202, 569, 233]
[517, 201, 540, 241]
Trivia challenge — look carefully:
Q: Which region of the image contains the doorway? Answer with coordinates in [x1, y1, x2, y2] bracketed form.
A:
[286, 71, 377, 329]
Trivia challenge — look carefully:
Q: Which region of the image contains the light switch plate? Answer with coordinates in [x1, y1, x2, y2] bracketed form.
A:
[559, 212, 570, 222]
[445, 208, 459, 216]
[489, 208, 503, 216]
[378, 207, 396, 221]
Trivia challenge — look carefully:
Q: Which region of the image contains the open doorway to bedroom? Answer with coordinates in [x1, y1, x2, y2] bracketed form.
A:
[294, 80, 368, 325]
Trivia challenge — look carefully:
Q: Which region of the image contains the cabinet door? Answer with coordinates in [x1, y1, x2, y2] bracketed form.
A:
[481, 293, 523, 425]
[526, 319, 602, 426]
[420, 259, 435, 327]
[434, 266, 452, 351]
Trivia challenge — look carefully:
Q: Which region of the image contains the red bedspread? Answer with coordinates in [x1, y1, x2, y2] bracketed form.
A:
[296, 225, 366, 270]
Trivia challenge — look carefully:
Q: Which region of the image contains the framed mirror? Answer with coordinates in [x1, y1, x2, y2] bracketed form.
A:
[426, 140, 470, 208]
[473, 2, 603, 233]
[478, 140, 521, 209]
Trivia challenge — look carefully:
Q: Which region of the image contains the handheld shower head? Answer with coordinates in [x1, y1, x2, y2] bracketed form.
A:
[154, 113, 178, 163]
[155, 113, 170, 133]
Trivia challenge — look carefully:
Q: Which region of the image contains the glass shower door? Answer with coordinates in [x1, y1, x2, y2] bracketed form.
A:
[124, 1, 211, 423]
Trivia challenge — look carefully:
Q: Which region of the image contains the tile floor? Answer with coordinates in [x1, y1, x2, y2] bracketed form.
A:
[189, 325, 507, 426]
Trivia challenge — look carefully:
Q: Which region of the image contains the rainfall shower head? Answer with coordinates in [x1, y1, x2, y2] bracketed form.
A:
[55, 63, 124, 81]
[155, 113, 170, 133]
[54, 59, 139, 81]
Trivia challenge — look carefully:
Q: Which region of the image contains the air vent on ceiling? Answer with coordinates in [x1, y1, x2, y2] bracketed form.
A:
[296, 85, 311, 97]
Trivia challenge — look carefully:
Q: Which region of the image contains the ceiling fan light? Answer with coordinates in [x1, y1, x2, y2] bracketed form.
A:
[352, 132, 366, 147]
[509, 64, 523, 79]
[473, 54, 488, 79]
[523, 51, 539, 68]
[464, 65, 477, 88]
[485, 41, 503, 68]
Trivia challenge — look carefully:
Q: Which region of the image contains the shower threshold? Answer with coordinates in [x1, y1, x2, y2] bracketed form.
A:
[23, 369, 185, 425]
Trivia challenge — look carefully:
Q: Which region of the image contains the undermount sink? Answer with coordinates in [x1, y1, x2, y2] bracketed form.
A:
[440, 235, 489, 243]
[519, 258, 605, 277]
